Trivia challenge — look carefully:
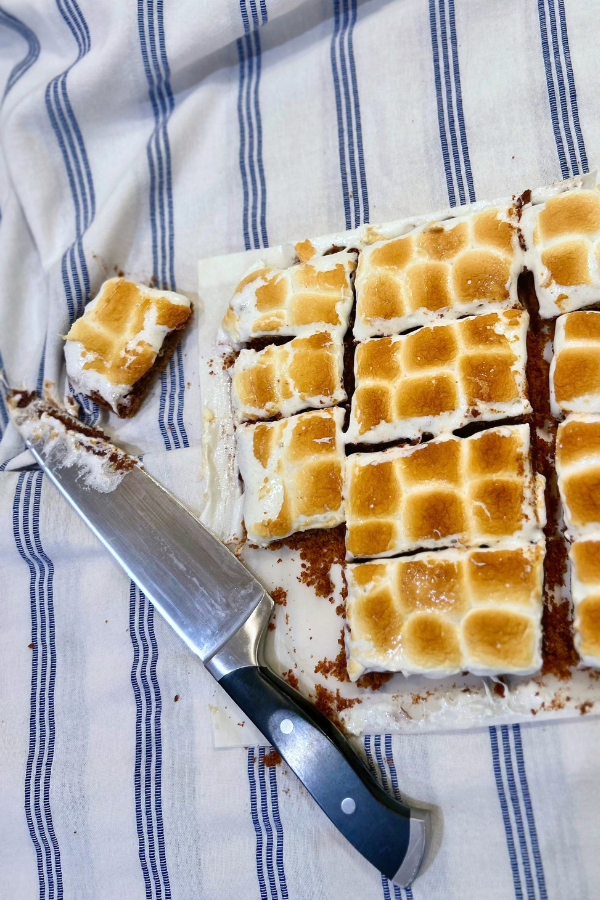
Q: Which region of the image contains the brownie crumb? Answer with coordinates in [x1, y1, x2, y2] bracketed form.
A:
[282, 669, 299, 690]
[493, 681, 506, 698]
[315, 631, 350, 682]
[271, 587, 287, 606]
[270, 524, 346, 599]
[578, 701, 594, 715]
[263, 749, 282, 767]
[174, 695, 179, 702]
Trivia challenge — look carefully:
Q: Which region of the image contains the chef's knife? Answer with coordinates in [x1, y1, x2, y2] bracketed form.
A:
[26, 442, 428, 887]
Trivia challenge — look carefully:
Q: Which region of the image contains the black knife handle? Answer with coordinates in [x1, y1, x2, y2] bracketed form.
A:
[219, 664, 426, 886]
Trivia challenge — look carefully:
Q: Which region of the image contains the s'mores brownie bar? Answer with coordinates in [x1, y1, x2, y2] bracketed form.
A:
[222, 250, 356, 346]
[570, 538, 600, 667]
[550, 311, 600, 417]
[347, 309, 530, 444]
[521, 184, 600, 317]
[556, 415, 600, 540]
[345, 424, 545, 560]
[231, 330, 346, 422]
[64, 278, 192, 418]
[237, 407, 345, 546]
[345, 541, 545, 680]
[354, 205, 522, 339]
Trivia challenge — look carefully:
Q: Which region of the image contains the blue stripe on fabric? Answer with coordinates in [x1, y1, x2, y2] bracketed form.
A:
[258, 747, 278, 900]
[13, 472, 63, 900]
[44, 0, 100, 425]
[501, 726, 535, 900]
[138, 0, 188, 450]
[129, 584, 171, 899]
[331, 0, 369, 229]
[537, 0, 588, 177]
[512, 726, 548, 900]
[0, 348, 9, 432]
[268, 761, 289, 900]
[247, 749, 268, 900]
[429, 0, 474, 207]
[489, 726, 524, 900]
[0, 7, 40, 96]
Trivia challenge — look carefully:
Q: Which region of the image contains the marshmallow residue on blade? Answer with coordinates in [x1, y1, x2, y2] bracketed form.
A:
[9, 393, 137, 493]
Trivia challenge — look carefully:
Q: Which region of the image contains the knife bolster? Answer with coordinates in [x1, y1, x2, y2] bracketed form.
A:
[205, 591, 273, 680]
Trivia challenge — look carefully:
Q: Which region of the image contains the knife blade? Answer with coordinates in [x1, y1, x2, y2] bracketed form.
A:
[25, 434, 429, 888]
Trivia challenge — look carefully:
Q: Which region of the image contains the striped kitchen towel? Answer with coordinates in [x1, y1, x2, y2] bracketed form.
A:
[1, 1, 600, 898]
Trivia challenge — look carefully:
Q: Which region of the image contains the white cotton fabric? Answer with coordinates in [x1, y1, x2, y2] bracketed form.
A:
[2, 1, 600, 899]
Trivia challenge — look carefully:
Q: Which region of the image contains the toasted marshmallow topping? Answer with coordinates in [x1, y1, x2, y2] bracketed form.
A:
[237, 407, 345, 546]
[556, 414, 600, 540]
[550, 311, 600, 417]
[521, 185, 600, 317]
[64, 278, 191, 415]
[346, 540, 545, 680]
[354, 205, 522, 339]
[348, 309, 530, 444]
[570, 538, 600, 668]
[231, 330, 346, 422]
[345, 424, 546, 560]
[222, 250, 356, 346]
[9, 393, 137, 492]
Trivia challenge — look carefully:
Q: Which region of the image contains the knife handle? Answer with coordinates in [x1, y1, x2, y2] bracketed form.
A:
[217, 663, 428, 887]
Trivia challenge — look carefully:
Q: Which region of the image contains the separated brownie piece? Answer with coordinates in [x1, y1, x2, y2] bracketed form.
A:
[222, 250, 356, 347]
[556, 415, 600, 541]
[344, 424, 546, 560]
[237, 407, 345, 545]
[550, 311, 600, 417]
[348, 309, 530, 444]
[345, 541, 545, 680]
[231, 330, 346, 422]
[354, 205, 522, 339]
[570, 539, 600, 668]
[521, 185, 600, 317]
[64, 278, 192, 418]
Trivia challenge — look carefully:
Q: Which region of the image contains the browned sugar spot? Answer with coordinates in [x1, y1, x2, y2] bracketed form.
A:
[403, 324, 458, 370]
[360, 273, 404, 321]
[404, 489, 466, 542]
[473, 208, 515, 254]
[553, 348, 600, 402]
[395, 373, 459, 418]
[295, 240, 316, 262]
[467, 430, 522, 477]
[370, 236, 413, 269]
[253, 423, 274, 468]
[563, 310, 600, 341]
[355, 337, 400, 381]
[402, 613, 461, 668]
[351, 563, 386, 589]
[469, 478, 525, 537]
[459, 353, 519, 403]
[289, 348, 336, 400]
[294, 459, 343, 517]
[578, 595, 600, 658]
[400, 439, 461, 485]
[255, 274, 288, 311]
[538, 191, 600, 240]
[460, 312, 512, 348]
[236, 357, 278, 410]
[452, 250, 510, 302]
[235, 267, 273, 293]
[290, 293, 340, 327]
[354, 385, 394, 434]
[355, 587, 403, 652]
[416, 222, 468, 260]
[347, 460, 400, 517]
[557, 419, 600, 466]
[346, 521, 397, 557]
[252, 312, 286, 333]
[563, 468, 600, 526]
[542, 241, 590, 286]
[406, 262, 452, 312]
[468, 545, 542, 605]
[293, 262, 348, 291]
[462, 608, 535, 667]
[571, 541, 600, 584]
[288, 411, 336, 462]
[398, 558, 466, 614]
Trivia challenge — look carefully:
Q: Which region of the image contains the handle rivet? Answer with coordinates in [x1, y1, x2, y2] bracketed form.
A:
[280, 718, 294, 734]
[341, 797, 356, 815]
